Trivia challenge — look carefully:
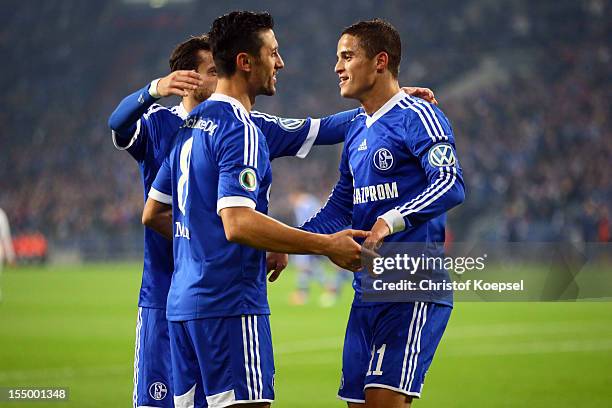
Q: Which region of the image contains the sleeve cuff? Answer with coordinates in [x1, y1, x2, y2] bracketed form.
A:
[295, 118, 321, 158]
[377, 209, 406, 235]
[217, 196, 256, 215]
[148, 78, 162, 99]
[149, 188, 172, 205]
[111, 119, 141, 151]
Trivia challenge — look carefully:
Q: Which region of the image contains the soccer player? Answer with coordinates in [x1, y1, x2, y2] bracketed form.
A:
[141, 11, 382, 407]
[300, 20, 465, 407]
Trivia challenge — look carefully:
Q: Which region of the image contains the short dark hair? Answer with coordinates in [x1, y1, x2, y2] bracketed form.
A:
[169, 35, 211, 72]
[208, 11, 274, 77]
[342, 19, 401, 78]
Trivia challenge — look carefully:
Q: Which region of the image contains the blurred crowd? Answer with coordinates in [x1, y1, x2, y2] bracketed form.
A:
[0, 0, 609, 250]
[446, 43, 611, 242]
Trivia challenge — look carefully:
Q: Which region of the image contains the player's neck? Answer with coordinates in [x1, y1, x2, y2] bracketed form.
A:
[360, 79, 400, 116]
[215, 78, 252, 112]
[182, 97, 198, 114]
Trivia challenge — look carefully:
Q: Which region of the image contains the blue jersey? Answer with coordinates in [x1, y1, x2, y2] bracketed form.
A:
[301, 92, 465, 307]
[151, 93, 335, 320]
[110, 84, 359, 310]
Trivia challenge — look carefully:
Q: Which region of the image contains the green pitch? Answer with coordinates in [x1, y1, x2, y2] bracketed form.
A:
[1, 263, 611, 407]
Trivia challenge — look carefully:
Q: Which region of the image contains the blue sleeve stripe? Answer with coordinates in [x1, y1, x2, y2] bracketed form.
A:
[397, 167, 457, 216]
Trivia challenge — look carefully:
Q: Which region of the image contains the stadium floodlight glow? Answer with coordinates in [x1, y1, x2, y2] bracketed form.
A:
[120, 0, 194, 7]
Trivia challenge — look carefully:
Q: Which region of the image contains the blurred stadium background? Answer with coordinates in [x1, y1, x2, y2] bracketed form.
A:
[0, 0, 610, 407]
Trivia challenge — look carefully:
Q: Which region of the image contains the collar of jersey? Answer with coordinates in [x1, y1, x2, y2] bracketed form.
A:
[175, 103, 188, 120]
[364, 90, 406, 128]
[208, 93, 249, 115]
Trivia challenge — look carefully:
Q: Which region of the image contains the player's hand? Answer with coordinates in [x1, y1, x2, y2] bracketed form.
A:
[363, 219, 390, 277]
[266, 252, 289, 282]
[401, 86, 438, 105]
[156, 70, 204, 98]
[324, 229, 377, 272]
[363, 218, 391, 251]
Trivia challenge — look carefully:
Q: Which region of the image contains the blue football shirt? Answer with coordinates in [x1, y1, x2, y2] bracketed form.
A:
[151, 94, 287, 320]
[301, 92, 465, 307]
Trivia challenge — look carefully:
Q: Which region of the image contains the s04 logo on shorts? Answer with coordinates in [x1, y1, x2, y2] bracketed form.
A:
[149, 382, 168, 401]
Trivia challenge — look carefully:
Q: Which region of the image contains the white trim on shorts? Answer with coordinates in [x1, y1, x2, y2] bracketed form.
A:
[337, 395, 365, 403]
[133, 307, 143, 408]
[364, 383, 421, 398]
[174, 383, 196, 408]
[223, 399, 273, 407]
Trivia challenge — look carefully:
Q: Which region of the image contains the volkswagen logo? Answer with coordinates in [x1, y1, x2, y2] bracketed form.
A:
[428, 143, 456, 167]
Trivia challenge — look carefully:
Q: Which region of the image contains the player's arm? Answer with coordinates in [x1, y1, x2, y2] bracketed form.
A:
[143, 155, 174, 240]
[255, 87, 436, 159]
[299, 148, 354, 234]
[220, 208, 368, 271]
[266, 150, 355, 278]
[216, 123, 369, 271]
[309, 87, 436, 147]
[143, 199, 172, 240]
[108, 71, 203, 146]
[367, 106, 465, 247]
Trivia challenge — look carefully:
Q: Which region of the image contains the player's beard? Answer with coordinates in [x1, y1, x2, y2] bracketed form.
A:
[252, 64, 276, 96]
[193, 88, 212, 103]
[255, 74, 275, 96]
[260, 81, 275, 96]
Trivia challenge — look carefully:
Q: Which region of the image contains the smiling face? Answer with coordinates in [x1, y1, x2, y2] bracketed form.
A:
[335, 34, 378, 100]
[250, 29, 284, 96]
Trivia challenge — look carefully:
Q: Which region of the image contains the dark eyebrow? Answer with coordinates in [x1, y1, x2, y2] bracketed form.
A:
[340, 50, 355, 57]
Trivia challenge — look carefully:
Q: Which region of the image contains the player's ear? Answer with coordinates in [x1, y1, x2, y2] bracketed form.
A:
[236, 52, 252, 73]
[375, 52, 389, 74]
